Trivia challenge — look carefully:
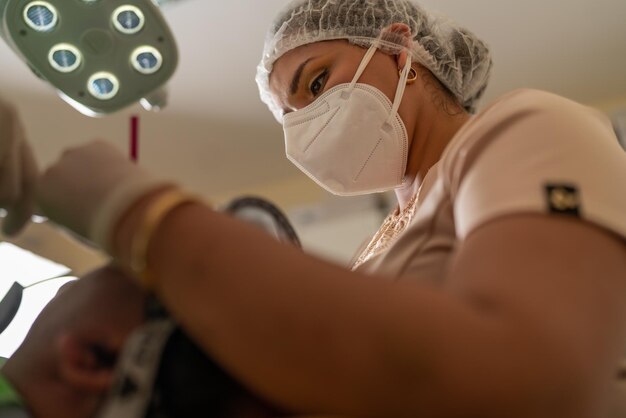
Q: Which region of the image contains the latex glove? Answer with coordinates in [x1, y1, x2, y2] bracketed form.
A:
[37, 140, 170, 252]
[0, 99, 39, 236]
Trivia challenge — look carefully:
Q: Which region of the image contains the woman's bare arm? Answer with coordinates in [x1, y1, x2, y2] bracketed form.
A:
[114, 194, 626, 418]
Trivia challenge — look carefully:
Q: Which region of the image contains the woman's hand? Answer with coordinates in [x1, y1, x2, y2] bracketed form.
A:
[37, 140, 169, 251]
[0, 99, 39, 236]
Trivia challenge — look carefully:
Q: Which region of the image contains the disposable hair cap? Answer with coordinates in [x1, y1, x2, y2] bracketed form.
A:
[256, 0, 493, 122]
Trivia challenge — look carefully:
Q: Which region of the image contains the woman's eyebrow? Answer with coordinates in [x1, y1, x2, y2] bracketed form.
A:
[290, 57, 317, 96]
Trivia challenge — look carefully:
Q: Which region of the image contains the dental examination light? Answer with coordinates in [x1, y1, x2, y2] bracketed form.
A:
[0, 0, 178, 116]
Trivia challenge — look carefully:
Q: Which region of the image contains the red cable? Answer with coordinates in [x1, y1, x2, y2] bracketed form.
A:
[130, 115, 139, 163]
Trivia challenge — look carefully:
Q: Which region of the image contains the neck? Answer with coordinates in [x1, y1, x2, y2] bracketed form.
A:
[3, 356, 92, 418]
[31, 384, 95, 418]
[395, 104, 470, 210]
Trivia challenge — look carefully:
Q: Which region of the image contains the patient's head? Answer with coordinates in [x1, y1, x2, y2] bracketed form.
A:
[2, 266, 145, 418]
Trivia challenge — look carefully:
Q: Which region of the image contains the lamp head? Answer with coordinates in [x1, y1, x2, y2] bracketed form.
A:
[0, 0, 178, 116]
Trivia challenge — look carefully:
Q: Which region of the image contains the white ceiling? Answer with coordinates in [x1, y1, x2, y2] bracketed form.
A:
[1, 0, 625, 199]
[157, 0, 626, 123]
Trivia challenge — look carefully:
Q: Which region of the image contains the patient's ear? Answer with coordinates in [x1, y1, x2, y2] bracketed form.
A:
[57, 333, 115, 393]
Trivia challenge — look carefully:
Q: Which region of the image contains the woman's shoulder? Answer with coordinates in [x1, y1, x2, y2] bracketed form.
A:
[474, 88, 610, 128]
[441, 89, 617, 173]
[438, 89, 626, 242]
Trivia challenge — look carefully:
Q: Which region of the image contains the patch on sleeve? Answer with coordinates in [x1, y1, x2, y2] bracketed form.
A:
[545, 184, 581, 217]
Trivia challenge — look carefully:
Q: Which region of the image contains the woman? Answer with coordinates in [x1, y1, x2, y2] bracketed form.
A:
[3, 0, 626, 416]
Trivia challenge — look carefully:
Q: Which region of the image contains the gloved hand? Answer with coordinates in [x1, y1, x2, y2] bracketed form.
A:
[37, 140, 170, 252]
[0, 99, 39, 236]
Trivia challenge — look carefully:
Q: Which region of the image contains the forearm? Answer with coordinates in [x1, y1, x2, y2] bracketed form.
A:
[113, 198, 583, 417]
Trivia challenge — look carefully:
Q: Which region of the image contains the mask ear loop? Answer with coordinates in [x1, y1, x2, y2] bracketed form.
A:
[387, 54, 412, 125]
[346, 44, 380, 96]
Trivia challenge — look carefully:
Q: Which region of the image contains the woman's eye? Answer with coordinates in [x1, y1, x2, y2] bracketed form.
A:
[309, 71, 328, 96]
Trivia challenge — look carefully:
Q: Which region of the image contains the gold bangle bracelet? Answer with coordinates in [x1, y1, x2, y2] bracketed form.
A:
[129, 188, 198, 291]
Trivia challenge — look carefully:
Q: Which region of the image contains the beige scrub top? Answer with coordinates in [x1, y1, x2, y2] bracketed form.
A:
[353, 88, 626, 277]
[347, 89, 626, 415]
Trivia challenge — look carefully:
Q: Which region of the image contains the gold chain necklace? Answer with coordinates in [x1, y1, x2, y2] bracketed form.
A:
[352, 189, 422, 270]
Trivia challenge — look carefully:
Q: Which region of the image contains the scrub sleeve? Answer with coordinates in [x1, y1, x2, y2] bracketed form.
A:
[442, 89, 626, 243]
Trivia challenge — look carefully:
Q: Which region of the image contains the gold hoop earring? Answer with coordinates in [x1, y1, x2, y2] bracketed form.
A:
[406, 67, 418, 85]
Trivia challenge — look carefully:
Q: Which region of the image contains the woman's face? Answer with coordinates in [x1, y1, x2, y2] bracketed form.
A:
[268, 40, 417, 130]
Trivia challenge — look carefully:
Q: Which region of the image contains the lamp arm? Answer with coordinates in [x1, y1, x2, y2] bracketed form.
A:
[0, 0, 9, 42]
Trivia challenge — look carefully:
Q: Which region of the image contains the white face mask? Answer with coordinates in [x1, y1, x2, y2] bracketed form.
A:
[283, 45, 412, 196]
